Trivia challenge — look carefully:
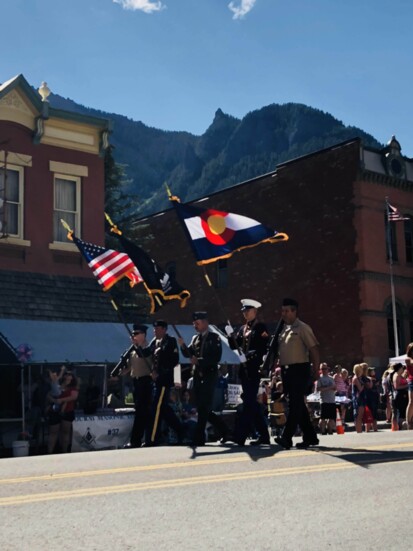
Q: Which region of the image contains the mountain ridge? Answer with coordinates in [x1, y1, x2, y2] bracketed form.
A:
[48, 93, 382, 214]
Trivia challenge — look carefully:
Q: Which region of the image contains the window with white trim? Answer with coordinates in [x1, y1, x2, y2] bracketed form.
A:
[0, 164, 24, 238]
[53, 174, 81, 242]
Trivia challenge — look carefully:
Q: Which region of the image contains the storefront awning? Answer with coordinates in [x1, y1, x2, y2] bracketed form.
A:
[0, 319, 241, 365]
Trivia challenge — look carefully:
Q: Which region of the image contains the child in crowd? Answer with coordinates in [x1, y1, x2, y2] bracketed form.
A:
[48, 365, 66, 413]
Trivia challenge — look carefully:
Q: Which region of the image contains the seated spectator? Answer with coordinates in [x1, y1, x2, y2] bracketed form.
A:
[167, 388, 183, 444]
[270, 381, 288, 436]
[84, 376, 100, 415]
[181, 390, 197, 443]
[212, 366, 229, 413]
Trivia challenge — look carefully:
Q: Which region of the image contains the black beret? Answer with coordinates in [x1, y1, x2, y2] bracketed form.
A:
[282, 298, 298, 308]
[192, 311, 208, 321]
[132, 324, 147, 334]
[153, 319, 168, 328]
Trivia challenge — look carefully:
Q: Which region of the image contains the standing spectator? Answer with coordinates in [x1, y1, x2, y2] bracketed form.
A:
[317, 364, 336, 435]
[274, 298, 320, 450]
[334, 366, 350, 423]
[48, 371, 78, 453]
[365, 367, 380, 432]
[405, 343, 413, 429]
[381, 368, 392, 423]
[389, 363, 408, 431]
[352, 364, 366, 433]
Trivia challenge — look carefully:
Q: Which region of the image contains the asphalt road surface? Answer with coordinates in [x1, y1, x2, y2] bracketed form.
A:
[1, 430, 413, 551]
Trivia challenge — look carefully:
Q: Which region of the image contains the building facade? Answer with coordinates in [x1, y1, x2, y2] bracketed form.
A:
[0, 74, 114, 417]
[0, 74, 116, 323]
[141, 137, 413, 369]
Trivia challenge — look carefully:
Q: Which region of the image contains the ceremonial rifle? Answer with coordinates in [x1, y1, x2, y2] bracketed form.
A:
[260, 318, 284, 374]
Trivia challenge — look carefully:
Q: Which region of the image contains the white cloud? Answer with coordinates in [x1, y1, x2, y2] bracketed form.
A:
[228, 0, 257, 20]
[113, 0, 166, 14]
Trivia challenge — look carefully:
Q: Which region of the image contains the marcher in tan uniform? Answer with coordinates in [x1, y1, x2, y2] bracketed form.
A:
[120, 324, 153, 448]
[274, 298, 320, 450]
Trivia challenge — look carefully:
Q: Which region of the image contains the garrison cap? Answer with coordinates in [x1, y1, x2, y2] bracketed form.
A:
[241, 299, 262, 311]
[132, 324, 147, 334]
[282, 298, 298, 308]
[192, 311, 208, 321]
[153, 319, 168, 328]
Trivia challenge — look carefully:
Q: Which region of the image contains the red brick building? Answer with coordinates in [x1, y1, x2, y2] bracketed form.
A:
[0, 74, 115, 322]
[140, 137, 413, 369]
[0, 74, 114, 418]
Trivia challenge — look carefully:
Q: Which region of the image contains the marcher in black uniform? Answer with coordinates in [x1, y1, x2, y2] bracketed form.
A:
[274, 298, 320, 450]
[178, 312, 229, 446]
[119, 324, 153, 448]
[226, 299, 270, 446]
[140, 320, 183, 446]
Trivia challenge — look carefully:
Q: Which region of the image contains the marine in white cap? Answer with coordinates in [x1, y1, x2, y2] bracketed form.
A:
[226, 298, 270, 446]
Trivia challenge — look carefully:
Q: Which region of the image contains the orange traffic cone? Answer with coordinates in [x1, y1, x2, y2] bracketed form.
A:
[336, 409, 345, 435]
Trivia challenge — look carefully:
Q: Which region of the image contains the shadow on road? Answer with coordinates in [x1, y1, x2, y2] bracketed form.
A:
[311, 446, 413, 469]
[187, 442, 280, 462]
[186, 442, 413, 467]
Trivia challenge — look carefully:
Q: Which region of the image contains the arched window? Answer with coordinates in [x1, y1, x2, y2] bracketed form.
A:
[386, 301, 404, 354]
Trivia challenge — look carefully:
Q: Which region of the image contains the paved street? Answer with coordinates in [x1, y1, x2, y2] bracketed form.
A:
[1, 429, 413, 551]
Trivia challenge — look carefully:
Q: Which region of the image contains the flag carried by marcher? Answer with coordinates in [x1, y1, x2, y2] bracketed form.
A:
[106, 214, 191, 313]
[62, 221, 142, 291]
[387, 202, 409, 222]
[168, 194, 289, 265]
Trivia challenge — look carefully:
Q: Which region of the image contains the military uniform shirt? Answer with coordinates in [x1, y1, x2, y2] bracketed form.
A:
[278, 318, 318, 365]
[128, 346, 152, 379]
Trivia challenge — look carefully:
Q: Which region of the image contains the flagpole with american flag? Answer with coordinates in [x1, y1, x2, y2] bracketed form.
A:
[385, 198, 408, 356]
[60, 219, 141, 337]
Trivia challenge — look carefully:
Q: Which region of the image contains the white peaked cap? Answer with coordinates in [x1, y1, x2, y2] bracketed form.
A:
[240, 299, 262, 310]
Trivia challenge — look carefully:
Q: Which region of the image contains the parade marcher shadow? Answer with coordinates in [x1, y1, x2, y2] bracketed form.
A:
[305, 445, 413, 469]
[187, 441, 279, 462]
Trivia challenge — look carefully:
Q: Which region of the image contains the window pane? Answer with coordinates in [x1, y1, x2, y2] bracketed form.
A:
[2, 170, 19, 202]
[5, 203, 18, 235]
[55, 178, 76, 211]
[54, 211, 75, 242]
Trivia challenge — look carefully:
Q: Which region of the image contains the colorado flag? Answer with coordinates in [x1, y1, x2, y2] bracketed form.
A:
[173, 201, 288, 265]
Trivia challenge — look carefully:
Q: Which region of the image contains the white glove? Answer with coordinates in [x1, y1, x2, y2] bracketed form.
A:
[225, 324, 234, 336]
[238, 352, 247, 363]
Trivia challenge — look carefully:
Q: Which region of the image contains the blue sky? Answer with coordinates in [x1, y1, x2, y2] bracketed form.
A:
[2, 0, 413, 155]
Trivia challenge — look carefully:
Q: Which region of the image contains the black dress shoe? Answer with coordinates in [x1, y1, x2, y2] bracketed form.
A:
[274, 436, 292, 450]
[296, 438, 319, 449]
[250, 437, 270, 446]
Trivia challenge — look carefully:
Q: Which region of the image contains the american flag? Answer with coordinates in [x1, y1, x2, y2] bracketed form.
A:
[72, 236, 142, 291]
[387, 203, 409, 222]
